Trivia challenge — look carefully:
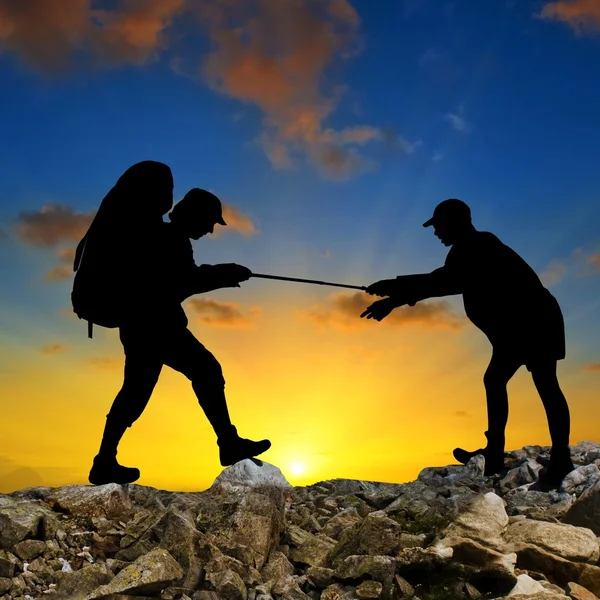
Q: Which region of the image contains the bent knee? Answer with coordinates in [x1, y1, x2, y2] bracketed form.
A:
[189, 363, 225, 387]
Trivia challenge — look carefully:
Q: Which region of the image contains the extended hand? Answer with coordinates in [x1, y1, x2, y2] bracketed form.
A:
[360, 297, 397, 321]
[216, 263, 252, 286]
[365, 278, 398, 297]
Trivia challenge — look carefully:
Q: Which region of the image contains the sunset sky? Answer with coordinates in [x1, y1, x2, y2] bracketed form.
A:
[1, 0, 600, 493]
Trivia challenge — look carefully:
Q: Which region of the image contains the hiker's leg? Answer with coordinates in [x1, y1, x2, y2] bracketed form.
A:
[530, 360, 574, 489]
[530, 361, 570, 449]
[162, 328, 233, 438]
[97, 342, 163, 459]
[482, 350, 522, 440]
[164, 328, 270, 465]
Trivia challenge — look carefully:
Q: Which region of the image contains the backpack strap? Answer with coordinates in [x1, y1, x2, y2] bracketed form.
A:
[88, 321, 93, 339]
[74, 233, 88, 272]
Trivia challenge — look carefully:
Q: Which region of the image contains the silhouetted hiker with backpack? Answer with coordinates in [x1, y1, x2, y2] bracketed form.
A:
[361, 199, 574, 491]
[72, 165, 270, 485]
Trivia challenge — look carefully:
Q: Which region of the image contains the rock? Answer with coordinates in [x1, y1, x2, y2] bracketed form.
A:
[334, 555, 395, 586]
[561, 465, 600, 496]
[441, 492, 509, 552]
[356, 580, 383, 598]
[47, 484, 133, 520]
[464, 581, 483, 599]
[0, 496, 58, 548]
[0, 552, 19, 578]
[393, 574, 415, 598]
[271, 574, 311, 600]
[500, 460, 543, 491]
[567, 582, 600, 600]
[84, 547, 184, 599]
[53, 563, 114, 600]
[504, 519, 599, 563]
[0, 578, 12, 594]
[512, 544, 600, 596]
[321, 508, 362, 539]
[434, 535, 516, 573]
[13, 539, 46, 561]
[322, 582, 360, 600]
[508, 574, 546, 596]
[563, 479, 600, 535]
[116, 506, 206, 590]
[289, 532, 336, 567]
[206, 568, 247, 600]
[203, 543, 262, 586]
[194, 592, 223, 600]
[305, 566, 335, 589]
[261, 550, 294, 582]
[197, 490, 285, 570]
[211, 460, 293, 491]
[327, 512, 404, 568]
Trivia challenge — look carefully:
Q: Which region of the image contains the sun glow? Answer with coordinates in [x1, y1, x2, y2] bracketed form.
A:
[289, 461, 306, 477]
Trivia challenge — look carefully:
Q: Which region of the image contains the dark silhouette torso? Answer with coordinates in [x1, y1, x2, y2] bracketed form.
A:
[442, 230, 564, 358]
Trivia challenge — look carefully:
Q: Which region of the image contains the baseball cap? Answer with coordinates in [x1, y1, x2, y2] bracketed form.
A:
[423, 198, 471, 227]
[179, 188, 227, 226]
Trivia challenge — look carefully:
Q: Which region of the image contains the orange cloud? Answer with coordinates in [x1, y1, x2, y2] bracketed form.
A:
[44, 247, 78, 283]
[587, 252, 600, 272]
[14, 204, 93, 247]
[584, 363, 600, 373]
[0, 0, 186, 73]
[88, 357, 122, 370]
[195, 0, 412, 178]
[186, 297, 260, 328]
[539, 260, 567, 286]
[41, 344, 67, 355]
[1, 1, 414, 178]
[221, 203, 258, 237]
[538, 0, 600, 33]
[301, 291, 464, 331]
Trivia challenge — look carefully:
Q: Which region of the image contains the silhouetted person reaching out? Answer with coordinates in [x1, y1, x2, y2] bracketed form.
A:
[361, 199, 574, 491]
[85, 184, 270, 485]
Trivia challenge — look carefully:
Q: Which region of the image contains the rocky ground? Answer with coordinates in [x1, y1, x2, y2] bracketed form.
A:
[2, 442, 600, 600]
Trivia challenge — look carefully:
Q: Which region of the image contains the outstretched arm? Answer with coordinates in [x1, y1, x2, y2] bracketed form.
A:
[395, 267, 462, 304]
[366, 267, 462, 302]
[178, 263, 252, 300]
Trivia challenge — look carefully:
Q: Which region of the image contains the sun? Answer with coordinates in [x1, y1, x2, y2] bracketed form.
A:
[289, 461, 306, 477]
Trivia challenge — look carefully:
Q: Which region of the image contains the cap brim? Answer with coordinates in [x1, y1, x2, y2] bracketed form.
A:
[217, 216, 227, 226]
[423, 218, 434, 227]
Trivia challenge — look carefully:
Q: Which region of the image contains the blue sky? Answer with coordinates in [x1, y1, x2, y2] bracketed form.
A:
[1, 0, 600, 490]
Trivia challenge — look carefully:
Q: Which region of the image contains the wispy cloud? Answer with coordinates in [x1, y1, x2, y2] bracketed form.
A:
[0, 0, 187, 74]
[215, 202, 258, 238]
[195, 0, 413, 179]
[88, 357, 122, 370]
[539, 260, 567, 286]
[300, 291, 464, 331]
[537, 0, 600, 34]
[587, 251, 600, 272]
[14, 203, 93, 247]
[432, 152, 444, 162]
[584, 363, 600, 373]
[0, 0, 415, 180]
[44, 247, 77, 282]
[41, 344, 67, 355]
[445, 106, 471, 133]
[538, 248, 600, 284]
[187, 298, 260, 328]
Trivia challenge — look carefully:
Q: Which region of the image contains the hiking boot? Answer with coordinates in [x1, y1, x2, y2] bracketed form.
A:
[535, 446, 575, 492]
[217, 425, 271, 467]
[88, 453, 140, 485]
[453, 430, 505, 476]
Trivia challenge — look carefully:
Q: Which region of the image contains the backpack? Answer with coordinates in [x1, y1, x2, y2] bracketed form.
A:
[71, 161, 173, 338]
